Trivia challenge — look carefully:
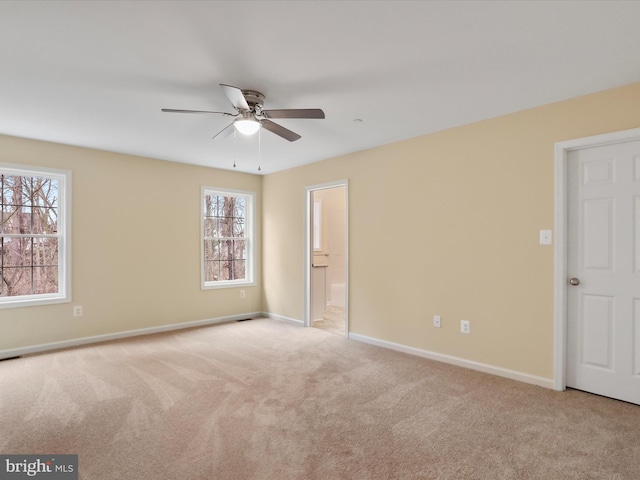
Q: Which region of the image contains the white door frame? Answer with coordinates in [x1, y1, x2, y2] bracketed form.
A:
[304, 180, 349, 333]
[553, 126, 640, 391]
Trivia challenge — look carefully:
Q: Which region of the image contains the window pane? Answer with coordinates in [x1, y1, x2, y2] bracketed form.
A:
[233, 216, 245, 237]
[1, 176, 13, 205]
[205, 195, 221, 217]
[214, 217, 225, 238]
[3, 175, 30, 206]
[1, 267, 32, 297]
[2, 237, 32, 267]
[31, 178, 58, 208]
[33, 266, 58, 294]
[2, 206, 17, 234]
[204, 260, 218, 282]
[32, 207, 57, 234]
[204, 194, 215, 218]
[204, 217, 216, 238]
[233, 259, 246, 280]
[2, 206, 31, 234]
[21, 176, 33, 206]
[32, 238, 58, 266]
[3, 177, 12, 205]
[213, 195, 223, 216]
[216, 261, 231, 280]
[224, 196, 235, 214]
[230, 240, 246, 280]
[219, 239, 232, 261]
[204, 240, 219, 262]
[204, 240, 223, 283]
[233, 240, 246, 260]
[218, 215, 232, 237]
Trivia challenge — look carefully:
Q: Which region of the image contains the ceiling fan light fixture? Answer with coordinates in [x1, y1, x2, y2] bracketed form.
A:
[234, 113, 260, 136]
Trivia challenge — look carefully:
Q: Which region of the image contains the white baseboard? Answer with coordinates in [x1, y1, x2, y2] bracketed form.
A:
[261, 312, 304, 326]
[0, 312, 263, 359]
[2, 313, 553, 391]
[348, 333, 554, 390]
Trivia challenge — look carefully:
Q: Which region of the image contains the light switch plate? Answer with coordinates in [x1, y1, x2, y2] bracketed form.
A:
[539, 229, 552, 245]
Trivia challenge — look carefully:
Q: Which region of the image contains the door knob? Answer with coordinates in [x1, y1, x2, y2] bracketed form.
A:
[569, 278, 580, 286]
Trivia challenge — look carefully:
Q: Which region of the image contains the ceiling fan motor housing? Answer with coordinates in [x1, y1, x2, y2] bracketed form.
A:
[241, 90, 265, 113]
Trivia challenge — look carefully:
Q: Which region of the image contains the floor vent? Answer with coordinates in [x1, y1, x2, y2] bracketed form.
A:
[236, 318, 252, 322]
[0, 356, 21, 362]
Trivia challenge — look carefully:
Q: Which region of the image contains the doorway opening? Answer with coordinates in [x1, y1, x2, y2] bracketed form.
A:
[304, 181, 348, 336]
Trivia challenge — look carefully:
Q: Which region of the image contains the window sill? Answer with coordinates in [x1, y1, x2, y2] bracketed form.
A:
[0, 295, 70, 309]
[201, 280, 256, 290]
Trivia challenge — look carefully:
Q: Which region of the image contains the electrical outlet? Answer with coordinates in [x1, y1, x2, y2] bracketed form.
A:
[461, 320, 470, 334]
[73, 306, 83, 317]
[239, 290, 246, 298]
[433, 315, 441, 328]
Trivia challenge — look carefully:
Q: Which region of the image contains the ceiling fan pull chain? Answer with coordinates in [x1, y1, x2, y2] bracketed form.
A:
[257, 127, 262, 172]
[233, 129, 237, 168]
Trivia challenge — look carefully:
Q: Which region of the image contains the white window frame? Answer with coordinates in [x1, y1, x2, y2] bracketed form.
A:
[0, 163, 71, 309]
[201, 186, 255, 289]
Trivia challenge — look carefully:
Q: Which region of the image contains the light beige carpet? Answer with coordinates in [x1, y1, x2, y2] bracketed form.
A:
[1, 318, 639, 479]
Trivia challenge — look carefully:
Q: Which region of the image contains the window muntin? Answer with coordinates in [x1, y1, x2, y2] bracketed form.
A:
[0, 165, 70, 307]
[202, 188, 254, 288]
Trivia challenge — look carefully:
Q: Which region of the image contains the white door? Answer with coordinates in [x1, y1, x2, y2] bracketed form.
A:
[567, 139, 640, 404]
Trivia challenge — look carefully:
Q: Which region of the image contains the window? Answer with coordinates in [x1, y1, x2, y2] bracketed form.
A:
[0, 164, 71, 308]
[313, 199, 323, 252]
[202, 187, 254, 289]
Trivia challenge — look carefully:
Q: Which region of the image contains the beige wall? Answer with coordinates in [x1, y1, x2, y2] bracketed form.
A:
[262, 81, 640, 380]
[5, 81, 640, 378]
[0, 135, 261, 351]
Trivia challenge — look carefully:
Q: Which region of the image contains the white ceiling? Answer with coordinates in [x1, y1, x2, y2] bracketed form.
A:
[1, 1, 640, 175]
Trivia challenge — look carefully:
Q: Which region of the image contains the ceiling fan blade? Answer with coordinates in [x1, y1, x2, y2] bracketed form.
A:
[262, 109, 325, 119]
[212, 122, 235, 140]
[260, 119, 301, 142]
[161, 108, 233, 116]
[220, 84, 250, 112]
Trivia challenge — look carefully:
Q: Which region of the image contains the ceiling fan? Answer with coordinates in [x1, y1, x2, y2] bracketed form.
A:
[162, 84, 325, 142]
